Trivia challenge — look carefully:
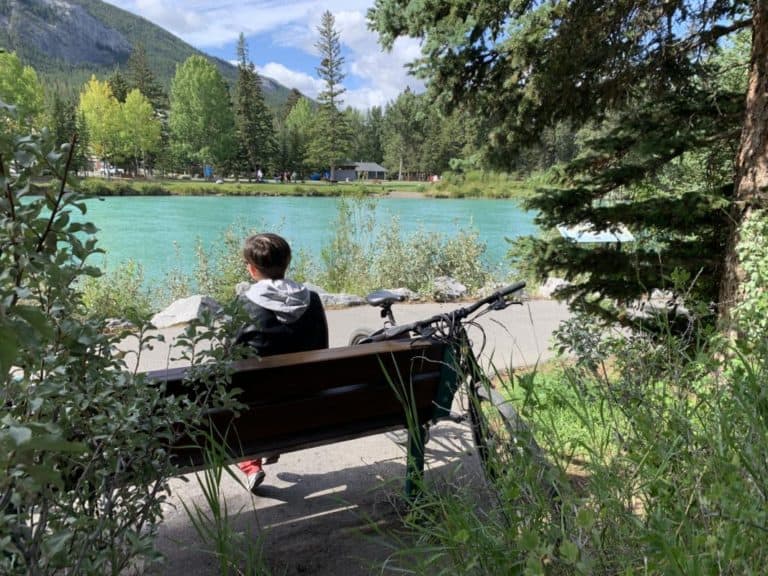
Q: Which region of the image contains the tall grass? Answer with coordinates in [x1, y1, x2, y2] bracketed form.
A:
[384, 311, 768, 575]
[428, 170, 538, 199]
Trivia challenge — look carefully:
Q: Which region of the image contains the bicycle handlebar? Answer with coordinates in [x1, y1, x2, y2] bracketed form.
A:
[366, 281, 526, 342]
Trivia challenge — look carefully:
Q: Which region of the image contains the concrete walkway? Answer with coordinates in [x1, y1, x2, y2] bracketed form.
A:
[136, 299, 570, 575]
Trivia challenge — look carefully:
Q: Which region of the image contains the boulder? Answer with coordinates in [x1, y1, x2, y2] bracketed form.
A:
[151, 295, 222, 328]
[104, 318, 136, 332]
[475, 282, 512, 299]
[432, 276, 467, 302]
[388, 287, 421, 301]
[319, 293, 365, 307]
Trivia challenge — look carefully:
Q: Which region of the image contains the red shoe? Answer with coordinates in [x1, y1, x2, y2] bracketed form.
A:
[239, 458, 265, 493]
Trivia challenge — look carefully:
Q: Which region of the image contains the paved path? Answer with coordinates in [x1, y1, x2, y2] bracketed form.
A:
[135, 299, 570, 575]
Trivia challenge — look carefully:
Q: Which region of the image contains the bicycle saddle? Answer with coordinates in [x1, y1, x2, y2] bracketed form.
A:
[365, 290, 406, 307]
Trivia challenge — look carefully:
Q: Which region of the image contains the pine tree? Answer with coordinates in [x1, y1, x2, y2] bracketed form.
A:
[107, 69, 129, 103]
[371, 0, 765, 328]
[308, 11, 351, 180]
[281, 88, 303, 121]
[48, 92, 77, 149]
[126, 43, 166, 110]
[233, 33, 276, 178]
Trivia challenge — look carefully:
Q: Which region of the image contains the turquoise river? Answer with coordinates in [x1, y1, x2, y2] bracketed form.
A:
[77, 196, 538, 284]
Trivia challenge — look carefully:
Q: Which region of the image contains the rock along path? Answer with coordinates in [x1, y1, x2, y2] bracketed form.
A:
[132, 299, 570, 576]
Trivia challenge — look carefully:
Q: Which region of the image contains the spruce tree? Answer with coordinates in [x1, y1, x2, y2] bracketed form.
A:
[233, 33, 276, 178]
[126, 43, 166, 110]
[281, 88, 303, 121]
[308, 11, 351, 180]
[107, 70, 128, 103]
[371, 0, 766, 327]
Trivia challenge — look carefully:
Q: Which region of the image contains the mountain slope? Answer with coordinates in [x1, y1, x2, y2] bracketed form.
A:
[0, 0, 291, 106]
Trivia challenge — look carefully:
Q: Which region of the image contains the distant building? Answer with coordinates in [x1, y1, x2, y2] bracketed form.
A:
[335, 161, 388, 181]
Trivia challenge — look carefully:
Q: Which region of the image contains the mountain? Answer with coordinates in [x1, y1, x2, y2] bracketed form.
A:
[0, 0, 292, 107]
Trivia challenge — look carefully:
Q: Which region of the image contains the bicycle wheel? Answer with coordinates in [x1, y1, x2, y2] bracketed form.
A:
[348, 328, 374, 346]
[468, 379, 565, 517]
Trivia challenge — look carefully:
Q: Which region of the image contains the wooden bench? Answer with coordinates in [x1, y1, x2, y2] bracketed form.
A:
[146, 338, 459, 497]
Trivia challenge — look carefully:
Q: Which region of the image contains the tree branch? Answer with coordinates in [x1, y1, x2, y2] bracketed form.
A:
[36, 134, 77, 254]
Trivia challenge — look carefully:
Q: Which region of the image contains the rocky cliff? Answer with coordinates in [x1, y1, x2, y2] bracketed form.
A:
[0, 0, 289, 103]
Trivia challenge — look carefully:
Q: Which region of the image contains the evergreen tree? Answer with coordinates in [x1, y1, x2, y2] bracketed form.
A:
[361, 106, 384, 164]
[281, 88, 304, 121]
[371, 0, 765, 327]
[126, 43, 166, 110]
[47, 92, 77, 149]
[107, 69, 129, 103]
[233, 33, 276, 178]
[74, 108, 90, 174]
[383, 88, 424, 180]
[307, 11, 351, 180]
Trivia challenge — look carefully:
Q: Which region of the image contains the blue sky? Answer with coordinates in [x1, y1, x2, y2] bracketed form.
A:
[106, 0, 425, 109]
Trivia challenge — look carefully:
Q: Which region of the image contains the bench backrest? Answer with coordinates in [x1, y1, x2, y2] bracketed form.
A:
[146, 339, 455, 469]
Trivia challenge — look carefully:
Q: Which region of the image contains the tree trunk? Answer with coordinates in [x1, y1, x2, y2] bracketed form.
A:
[719, 0, 768, 324]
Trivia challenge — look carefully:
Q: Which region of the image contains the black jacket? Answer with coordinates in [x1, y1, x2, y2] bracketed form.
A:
[234, 290, 328, 357]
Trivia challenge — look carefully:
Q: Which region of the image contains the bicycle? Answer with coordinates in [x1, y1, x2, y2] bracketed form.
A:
[351, 282, 563, 509]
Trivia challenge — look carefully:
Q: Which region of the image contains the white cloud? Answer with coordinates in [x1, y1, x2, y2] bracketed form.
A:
[107, 0, 425, 109]
[257, 63, 325, 98]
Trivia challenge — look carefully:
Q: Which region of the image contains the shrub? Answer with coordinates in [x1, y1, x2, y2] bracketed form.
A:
[733, 209, 768, 343]
[387, 308, 768, 574]
[0, 119, 229, 573]
[79, 259, 154, 321]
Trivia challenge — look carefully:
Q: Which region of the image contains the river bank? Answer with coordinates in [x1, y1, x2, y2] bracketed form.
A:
[74, 175, 534, 199]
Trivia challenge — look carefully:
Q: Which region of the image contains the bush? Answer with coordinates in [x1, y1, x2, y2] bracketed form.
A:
[386, 308, 768, 574]
[79, 259, 154, 321]
[316, 196, 493, 295]
[0, 121, 229, 573]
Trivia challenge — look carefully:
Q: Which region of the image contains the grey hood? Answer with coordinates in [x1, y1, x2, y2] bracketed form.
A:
[243, 279, 310, 323]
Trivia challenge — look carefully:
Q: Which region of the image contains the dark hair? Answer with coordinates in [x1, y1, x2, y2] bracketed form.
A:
[243, 233, 291, 279]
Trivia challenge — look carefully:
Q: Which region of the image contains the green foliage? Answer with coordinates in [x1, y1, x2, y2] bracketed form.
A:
[389, 308, 768, 575]
[79, 259, 154, 321]
[0, 115, 227, 573]
[280, 97, 313, 178]
[430, 170, 535, 198]
[370, 0, 756, 326]
[317, 196, 492, 294]
[733, 210, 768, 343]
[307, 11, 351, 177]
[120, 88, 162, 172]
[0, 51, 45, 133]
[77, 76, 122, 162]
[170, 56, 236, 170]
[193, 225, 252, 304]
[233, 34, 276, 177]
[125, 42, 166, 110]
[180, 435, 270, 576]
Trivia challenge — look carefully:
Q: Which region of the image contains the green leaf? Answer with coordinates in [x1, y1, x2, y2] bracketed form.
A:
[8, 425, 32, 446]
[0, 325, 19, 377]
[559, 540, 580, 564]
[15, 305, 54, 339]
[575, 507, 595, 529]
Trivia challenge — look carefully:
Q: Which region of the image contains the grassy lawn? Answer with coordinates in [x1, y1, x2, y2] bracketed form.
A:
[75, 172, 537, 199]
